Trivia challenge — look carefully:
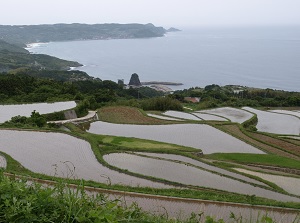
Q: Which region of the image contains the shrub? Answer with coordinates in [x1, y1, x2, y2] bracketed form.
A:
[242, 114, 258, 131]
[141, 97, 183, 111]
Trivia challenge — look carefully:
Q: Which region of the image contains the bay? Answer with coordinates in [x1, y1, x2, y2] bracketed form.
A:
[27, 26, 300, 91]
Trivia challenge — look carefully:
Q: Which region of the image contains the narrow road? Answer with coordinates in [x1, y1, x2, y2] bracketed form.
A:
[48, 111, 97, 124]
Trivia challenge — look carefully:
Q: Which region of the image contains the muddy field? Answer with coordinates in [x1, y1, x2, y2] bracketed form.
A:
[98, 106, 168, 124]
[88, 121, 264, 154]
[248, 132, 300, 157]
[0, 101, 76, 123]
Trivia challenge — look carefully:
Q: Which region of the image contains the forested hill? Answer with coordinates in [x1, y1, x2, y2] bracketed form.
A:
[0, 40, 82, 72]
[0, 23, 167, 45]
[0, 40, 27, 53]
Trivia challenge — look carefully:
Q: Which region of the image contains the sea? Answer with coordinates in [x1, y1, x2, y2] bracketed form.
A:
[26, 26, 300, 92]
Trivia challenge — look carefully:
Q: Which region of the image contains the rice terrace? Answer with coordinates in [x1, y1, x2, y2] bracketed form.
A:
[0, 100, 299, 222]
[0, 2, 300, 221]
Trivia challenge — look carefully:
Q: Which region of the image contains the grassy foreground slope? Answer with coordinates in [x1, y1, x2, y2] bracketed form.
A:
[0, 172, 180, 223]
[2, 172, 295, 223]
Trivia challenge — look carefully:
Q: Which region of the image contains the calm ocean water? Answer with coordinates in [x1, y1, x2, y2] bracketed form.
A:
[27, 26, 300, 91]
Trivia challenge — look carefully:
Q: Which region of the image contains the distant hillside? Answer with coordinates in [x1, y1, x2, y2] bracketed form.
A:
[0, 40, 27, 53]
[0, 40, 82, 72]
[0, 23, 167, 45]
[10, 68, 94, 82]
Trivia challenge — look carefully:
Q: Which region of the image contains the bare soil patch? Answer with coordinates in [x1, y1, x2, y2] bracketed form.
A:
[98, 106, 170, 124]
[282, 138, 300, 146]
[248, 132, 300, 157]
[219, 124, 300, 160]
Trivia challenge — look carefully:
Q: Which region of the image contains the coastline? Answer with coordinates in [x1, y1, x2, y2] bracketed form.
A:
[25, 42, 49, 51]
[23, 28, 300, 92]
[141, 81, 183, 86]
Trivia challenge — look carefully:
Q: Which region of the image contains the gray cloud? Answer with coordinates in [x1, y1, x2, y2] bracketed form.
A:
[1, 0, 300, 28]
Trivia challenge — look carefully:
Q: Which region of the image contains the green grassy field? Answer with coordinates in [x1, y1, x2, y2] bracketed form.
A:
[206, 153, 300, 170]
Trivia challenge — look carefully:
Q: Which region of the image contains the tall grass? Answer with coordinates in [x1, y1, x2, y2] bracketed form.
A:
[1, 171, 298, 223]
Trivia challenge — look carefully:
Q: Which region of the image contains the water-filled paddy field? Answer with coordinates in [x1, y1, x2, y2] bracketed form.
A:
[192, 113, 228, 121]
[103, 153, 300, 202]
[163, 111, 200, 120]
[113, 193, 300, 222]
[135, 152, 267, 186]
[243, 107, 300, 135]
[0, 101, 76, 123]
[147, 113, 183, 121]
[234, 168, 300, 196]
[195, 107, 253, 123]
[88, 121, 264, 154]
[0, 130, 171, 188]
[269, 109, 300, 118]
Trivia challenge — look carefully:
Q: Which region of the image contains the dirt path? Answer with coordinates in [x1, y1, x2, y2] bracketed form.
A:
[48, 111, 97, 124]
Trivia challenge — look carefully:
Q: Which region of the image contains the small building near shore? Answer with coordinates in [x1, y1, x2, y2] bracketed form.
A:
[184, 97, 201, 103]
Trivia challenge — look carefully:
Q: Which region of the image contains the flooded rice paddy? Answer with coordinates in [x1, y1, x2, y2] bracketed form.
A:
[0, 130, 171, 188]
[104, 153, 300, 202]
[192, 113, 228, 121]
[283, 136, 300, 140]
[234, 168, 300, 196]
[269, 110, 300, 118]
[196, 107, 253, 123]
[163, 111, 200, 120]
[135, 152, 267, 186]
[115, 194, 300, 222]
[243, 107, 300, 135]
[0, 155, 6, 168]
[0, 101, 76, 123]
[88, 121, 264, 154]
[147, 113, 183, 121]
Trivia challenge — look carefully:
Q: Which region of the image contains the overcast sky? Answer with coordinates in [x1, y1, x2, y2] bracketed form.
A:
[1, 0, 300, 28]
